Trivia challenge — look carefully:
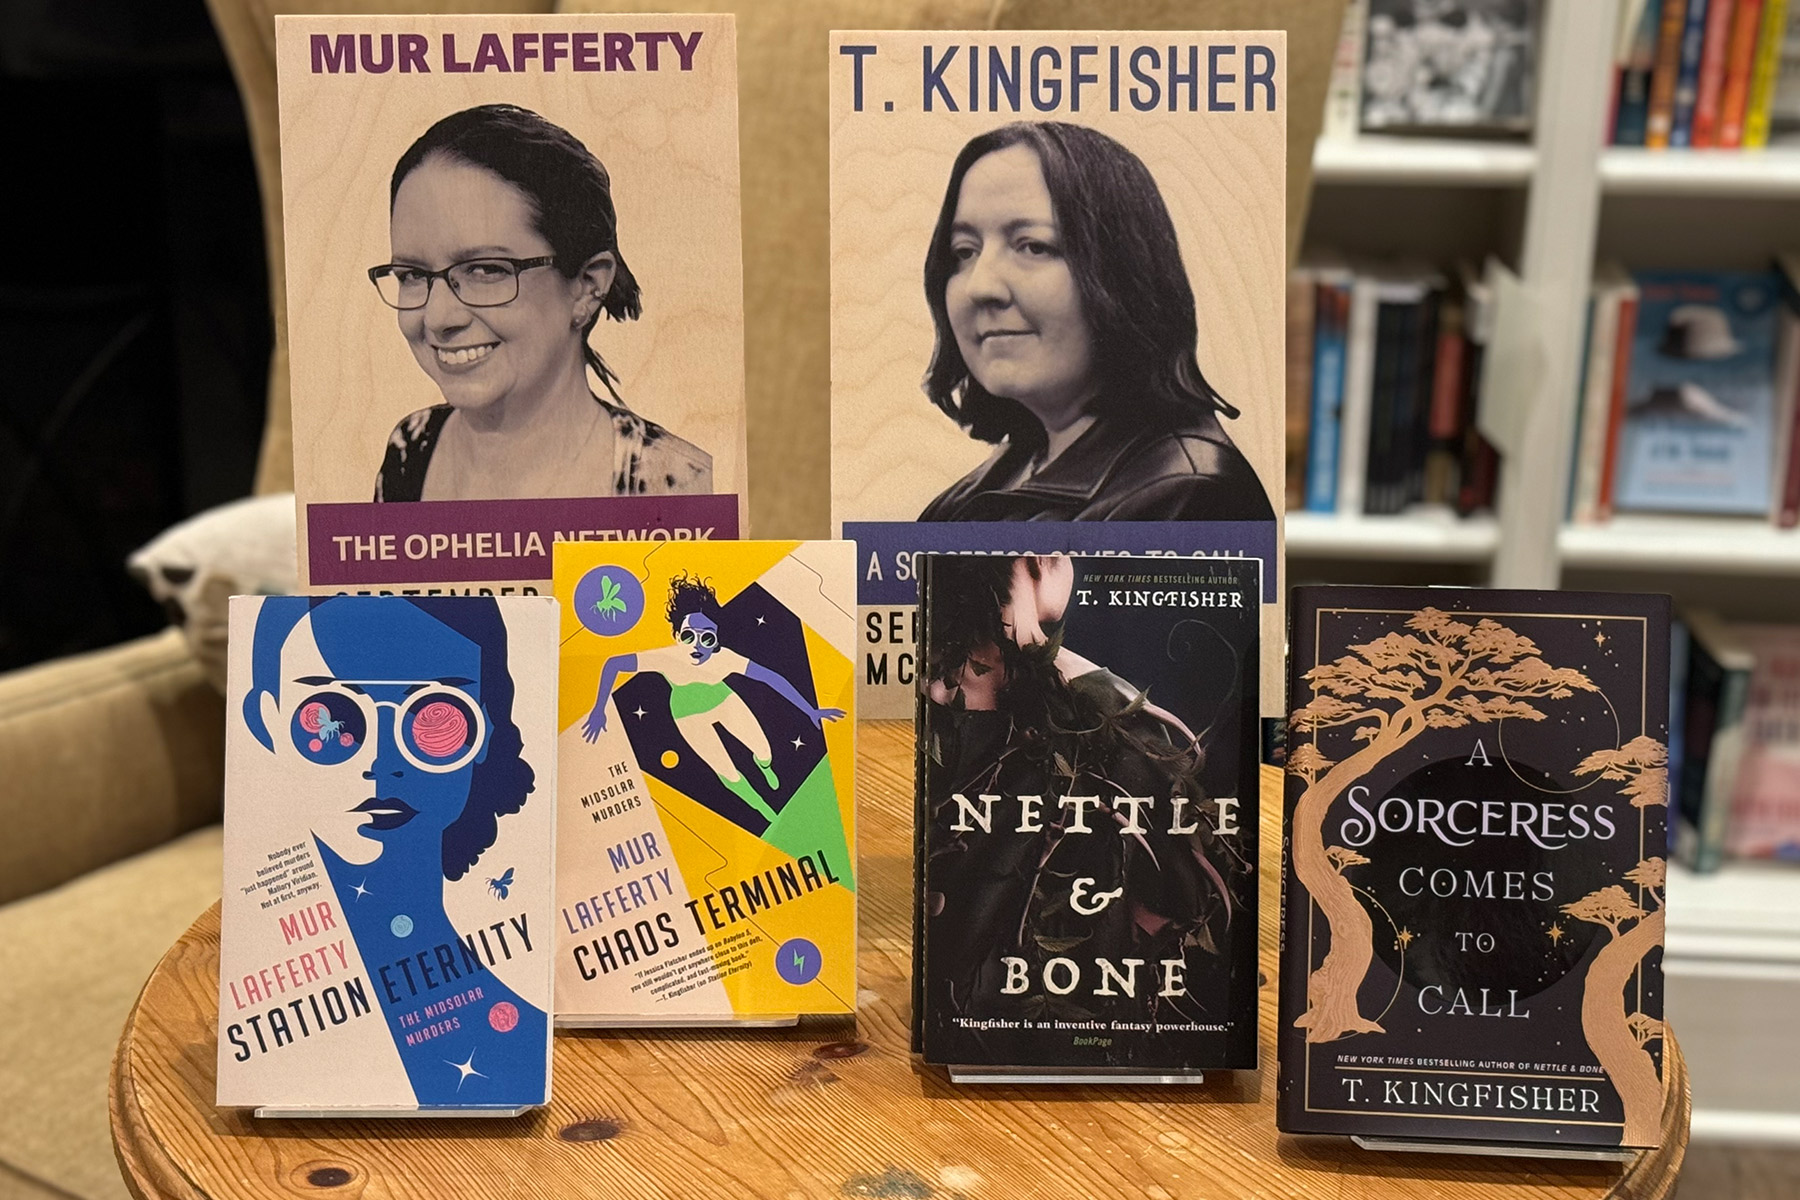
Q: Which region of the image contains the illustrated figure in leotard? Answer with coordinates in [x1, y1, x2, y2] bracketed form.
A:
[581, 573, 844, 824]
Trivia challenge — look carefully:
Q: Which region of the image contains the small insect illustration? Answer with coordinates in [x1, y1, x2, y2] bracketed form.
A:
[591, 574, 627, 621]
[487, 868, 515, 900]
[300, 702, 355, 752]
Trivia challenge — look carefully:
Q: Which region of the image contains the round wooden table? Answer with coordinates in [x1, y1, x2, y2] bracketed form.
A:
[112, 723, 1689, 1199]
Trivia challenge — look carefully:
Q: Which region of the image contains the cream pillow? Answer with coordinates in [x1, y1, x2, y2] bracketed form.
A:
[127, 494, 296, 690]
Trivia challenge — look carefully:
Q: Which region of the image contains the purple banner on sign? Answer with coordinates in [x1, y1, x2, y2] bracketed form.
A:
[308, 495, 740, 587]
[843, 520, 1278, 606]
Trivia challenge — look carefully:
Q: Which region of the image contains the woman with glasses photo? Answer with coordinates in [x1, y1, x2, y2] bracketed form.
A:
[917, 121, 1273, 523]
[368, 104, 711, 503]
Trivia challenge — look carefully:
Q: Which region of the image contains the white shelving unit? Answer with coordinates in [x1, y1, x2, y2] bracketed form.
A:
[1297, 0, 1800, 1144]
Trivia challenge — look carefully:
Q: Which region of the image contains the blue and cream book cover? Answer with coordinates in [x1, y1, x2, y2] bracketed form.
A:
[217, 595, 557, 1115]
[1615, 270, 1783, 516]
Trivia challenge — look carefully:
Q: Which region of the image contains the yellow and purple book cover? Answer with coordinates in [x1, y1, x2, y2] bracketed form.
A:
[553, 541, 856, 1022]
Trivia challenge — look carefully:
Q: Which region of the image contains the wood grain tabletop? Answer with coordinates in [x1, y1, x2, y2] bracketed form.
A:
[111, 721, 1689, 1199]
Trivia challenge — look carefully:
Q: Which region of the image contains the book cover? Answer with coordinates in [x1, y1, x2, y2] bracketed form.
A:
[1325, 0, 1371, 140]
[829, 31, 1287, 720]
[915, 553, 1260, 1072]
[1691, 0, 1740, 146]
[1725, 625, 1800, 861]
[1616, 0, 1669, 146]
[1773, 252, 1800, 527]
[1307, 269, 1355, 513]
[276, 15, 748, 596]
[1648, 0, 1692, 147]
[1674, 612, 1755, 872]
[1615, 271, 1783, 516]
[218, 594, 557, 1114]
[1286, 270, 1318, 512]
[552, 541, 856, 1022]
[1671, 0, 1715, 146]
[1359, 1, 1538, 133]
[1279, 586, 1671, 1149]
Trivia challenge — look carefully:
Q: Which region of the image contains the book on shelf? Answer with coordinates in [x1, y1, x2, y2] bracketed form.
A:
[1669, 0, 1715, 146]
[1287, 272, 1318, 511]
[1743, 0, 1791, 145]
[1674, 611, 1756, 873]
[217, 595, 558, 1116]
[1766, 3, 1800, 140]
[1717, 0, 1768, 146]
[551, 540, 857, 1027]
[1724, 624, 1800, 861]
[1615, 0, 1668, 146]
[1647, 0, 1693, 147]
[1613, 270, 1784, 517]
[1568, 264, 1639, 526]
[1690, 0, 1740, 147]
[1359, 1, 1538, 135]
[914, 553, 1260, 1079]
[1324, 0, 1370, 141]
[1279, 585, 1672, 1150]
[1774, 251, 1800, 526]
[1304, 262, 1356, 514]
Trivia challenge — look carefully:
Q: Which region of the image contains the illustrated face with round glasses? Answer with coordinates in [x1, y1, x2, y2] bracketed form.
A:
[372, 154, 616, 420]
[263, 599, 491, 863]
[678, 612, 720, 665]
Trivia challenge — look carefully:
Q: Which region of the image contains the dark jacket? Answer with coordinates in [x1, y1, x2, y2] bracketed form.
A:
[917, 408, 1275, 522]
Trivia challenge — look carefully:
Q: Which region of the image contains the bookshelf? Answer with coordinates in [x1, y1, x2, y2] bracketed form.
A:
[1298, 0, 1800, 1143]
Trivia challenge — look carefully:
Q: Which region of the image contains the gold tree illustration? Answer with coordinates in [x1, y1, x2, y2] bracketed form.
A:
[1287, 742, 1334, 786]
[1325, 846, 1369, 874]
[1287, 609, 1598, 1042]
[1561, 739, 1669, 1146]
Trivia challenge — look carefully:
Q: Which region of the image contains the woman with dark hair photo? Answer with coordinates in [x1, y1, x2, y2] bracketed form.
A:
[917, 121, 1273, 523]
[368, 103, 711, 502]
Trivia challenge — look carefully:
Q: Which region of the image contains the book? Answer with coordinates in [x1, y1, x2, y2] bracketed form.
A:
[1773, 252, 1800, 526]
[1280, 585, 1672, 1150]
[915, 553, 1260, 1076]
[1569, 266, 1635, 525]
[1596, 277, 1642, 523]
[1690, 0, 1739, 146]
[1615, 1, 1667, 148]
[828, 31, 1287, 721]
[218, 594, 557, 1115]
[1324, 0, 1370, 140]
[1422, 291, 1468, 506]
[550, 540, 856, 1024]
[1286, 270, 1317, 511]
[1674, 611, 1755, 872]
[1670, 0, 1715, 145]
[1614, 271, 1783, 516]
[1647, 0, 1692, 147]
[1717, 0, 1767, 145]
[1307, 266, 1356, 513]
[276, 15, 749, 596]
[1725, 624, 1800, 860]
[1359, 1, 1537, 134]
[1454, 261, 1502, 516]
[1339, 274, 1431, 517]
[1743, 0, 1791, 146]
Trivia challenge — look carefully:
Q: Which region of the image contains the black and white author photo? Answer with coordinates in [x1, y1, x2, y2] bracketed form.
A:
[368, 103, 712, 503]
[916, 121, 1274, 524]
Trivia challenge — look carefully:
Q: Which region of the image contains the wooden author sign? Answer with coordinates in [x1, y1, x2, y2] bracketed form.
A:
[828, 31, 1288, 718]
[276, 15, 748, 596]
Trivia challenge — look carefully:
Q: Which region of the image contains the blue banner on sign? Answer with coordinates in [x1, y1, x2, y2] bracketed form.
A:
[843, 521, 1278, 607]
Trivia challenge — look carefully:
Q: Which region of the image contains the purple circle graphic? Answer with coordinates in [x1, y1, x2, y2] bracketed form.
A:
[775, 938, 822, 986]
[574, 566, 647, 636]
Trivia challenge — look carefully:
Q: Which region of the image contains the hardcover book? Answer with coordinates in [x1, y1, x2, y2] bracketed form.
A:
[277, 14, 748, 596]
[218, 594, 557, 1115]
[915, 553, 1260, 1076]
[1614, 270, 1783, 517]
[829, 30, 1287, 720]
[553, 540, 856, 1023]
[1279, 586, 1671, 1149]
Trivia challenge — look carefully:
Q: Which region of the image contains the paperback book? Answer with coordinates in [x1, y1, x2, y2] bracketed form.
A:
[277, 14, 747, 596]
[1614, 270, 1783, 517]
[829, 30, 1287, 719]
[553, 541, 856, 1023]
[915, 554, 1260, 1077]
[1279, 586, 1671, 1149]
[218, 595, 557, 1115]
